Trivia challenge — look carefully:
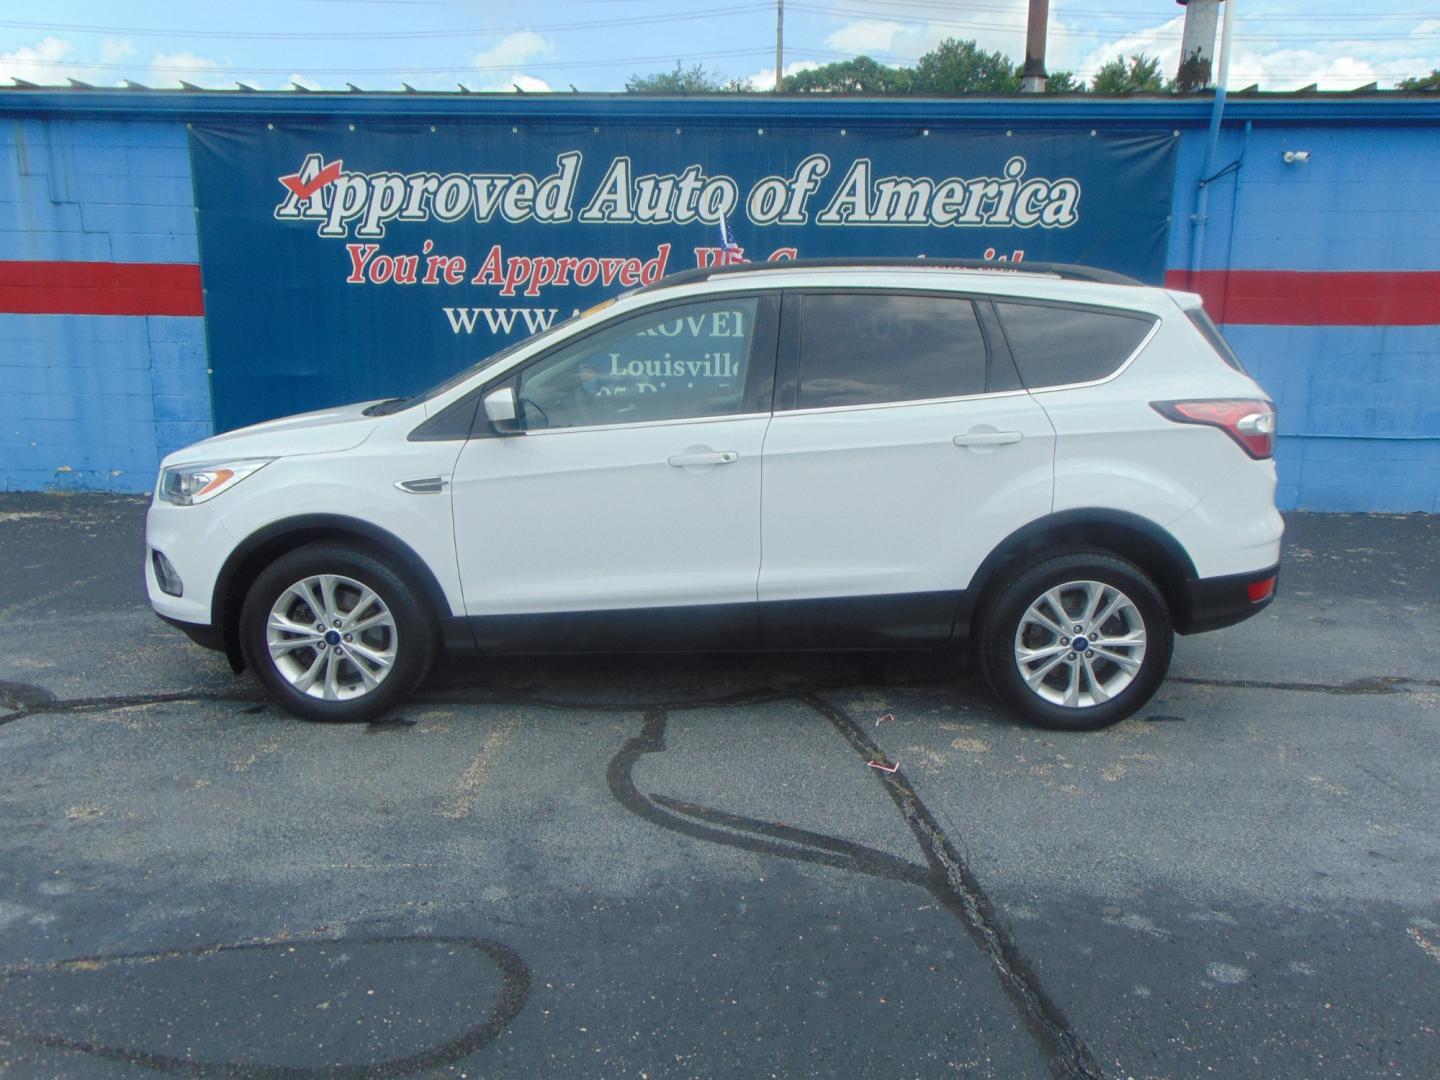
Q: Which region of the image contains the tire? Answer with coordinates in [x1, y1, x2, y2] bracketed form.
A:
[239, 543, 437, 723]
[978, 550, 1174, 731]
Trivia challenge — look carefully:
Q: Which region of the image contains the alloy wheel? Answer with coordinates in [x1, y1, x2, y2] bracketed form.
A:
[265, 574, 398, 701]
[1012, 579, 1147, 709]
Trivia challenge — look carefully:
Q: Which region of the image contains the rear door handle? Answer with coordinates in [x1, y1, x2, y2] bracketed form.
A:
[953, 431, 1022, 447]
[667, 451, 739, 468]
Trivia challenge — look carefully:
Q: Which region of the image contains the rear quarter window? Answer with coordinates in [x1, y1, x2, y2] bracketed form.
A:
[1185, 307, 1247, 372]
[994, 301, 1156, 389]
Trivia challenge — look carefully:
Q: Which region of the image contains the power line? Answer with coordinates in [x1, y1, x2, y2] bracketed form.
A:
[1, 47, 778, 77]
[0, 7, 772, 42]
[790, 3, 1440, 42]
[857, 0, 1435, 19]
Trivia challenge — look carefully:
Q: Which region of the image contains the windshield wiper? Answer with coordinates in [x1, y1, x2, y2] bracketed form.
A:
[362, 397, 412, 416]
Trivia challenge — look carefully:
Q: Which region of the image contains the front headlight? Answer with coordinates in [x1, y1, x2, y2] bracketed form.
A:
[158, 458, 273, 506]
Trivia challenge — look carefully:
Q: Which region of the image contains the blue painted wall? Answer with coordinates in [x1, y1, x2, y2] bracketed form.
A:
[1167, 122, 1440, 513]
[1, 97, 1437, 512]
[0, 117, 209, 492]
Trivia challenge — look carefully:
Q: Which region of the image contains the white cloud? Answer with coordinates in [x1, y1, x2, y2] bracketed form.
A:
[821, 0, 1035, 64]
[459, 31, 556, 92]
[509, 73, 553, 92]
[824, 21, 905, 55]
[288, 72, 323, 91]
[1, 36, 81, 84]
[1072, 15, 1185, 83]
[471, 31, 554, 72]
[148, 50, 232, 89]
[739, 59, 820, 91]
[100, 39, 136, 64]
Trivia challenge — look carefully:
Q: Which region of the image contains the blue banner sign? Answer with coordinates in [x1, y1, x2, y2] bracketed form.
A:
[190, 122, 1177, 430]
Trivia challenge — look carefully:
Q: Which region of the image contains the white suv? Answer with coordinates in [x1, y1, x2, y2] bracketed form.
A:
[145, 259, 1281, 730]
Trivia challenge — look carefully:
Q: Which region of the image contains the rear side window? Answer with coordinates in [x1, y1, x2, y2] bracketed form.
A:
[798, 293, 988, 408]
[994, 301, 1155, 389]
[1185, 307, 1246, 372]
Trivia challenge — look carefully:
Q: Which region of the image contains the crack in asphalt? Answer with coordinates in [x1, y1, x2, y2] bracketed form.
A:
[608, 699, 1104, 1080]
[0, 935, 530, 1079]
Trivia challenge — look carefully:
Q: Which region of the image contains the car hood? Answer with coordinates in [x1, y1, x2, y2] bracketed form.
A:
[160, 401, 384, 467]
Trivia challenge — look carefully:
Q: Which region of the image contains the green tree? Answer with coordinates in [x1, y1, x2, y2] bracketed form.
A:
[629, 39, 1095, 96]
[1397, 69, 1440, 90]
[911, 37, 1021, 93]
[782, 55, 914, 93]
[1090, 53, 1170, 93]
[1043, 70, 1084, 93]
[625, 62, 747, 93]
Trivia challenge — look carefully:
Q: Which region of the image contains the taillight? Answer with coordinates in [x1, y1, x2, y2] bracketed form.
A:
[1151, 399, 1275, 459]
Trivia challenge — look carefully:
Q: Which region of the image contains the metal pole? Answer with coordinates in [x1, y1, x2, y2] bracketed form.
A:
[775, 0, 784, 92]
[1021, 0, 1049, 92]
[1191, 0, 1236, 286]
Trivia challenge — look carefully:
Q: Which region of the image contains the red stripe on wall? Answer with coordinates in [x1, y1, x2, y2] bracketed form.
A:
[1164, 269, 1440, 326]
[0, 260, 204, 316]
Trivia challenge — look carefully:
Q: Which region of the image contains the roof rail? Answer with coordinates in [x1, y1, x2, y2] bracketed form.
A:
[640, 257, 1143, 292]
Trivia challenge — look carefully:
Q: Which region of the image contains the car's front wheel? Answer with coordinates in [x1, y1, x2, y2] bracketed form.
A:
[239, 543, 437, 722]
[978, 551, 1174, 731]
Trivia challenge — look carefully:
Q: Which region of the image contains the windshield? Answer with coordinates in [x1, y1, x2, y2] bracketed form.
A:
[363, 310, 588, 416]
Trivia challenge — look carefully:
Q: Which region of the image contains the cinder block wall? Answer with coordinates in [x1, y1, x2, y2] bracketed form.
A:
[0, 117, 209, 492]
[1166, 124, 1440, 513]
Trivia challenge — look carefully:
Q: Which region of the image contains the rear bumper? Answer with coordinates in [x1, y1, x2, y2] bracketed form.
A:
[1175, 564, 1280, 635]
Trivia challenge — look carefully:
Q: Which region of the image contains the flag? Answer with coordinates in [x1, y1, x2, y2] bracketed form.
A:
[718, 213, 746, 265]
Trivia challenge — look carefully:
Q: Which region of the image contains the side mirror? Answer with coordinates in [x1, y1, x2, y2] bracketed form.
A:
[483, 386, 521, 433]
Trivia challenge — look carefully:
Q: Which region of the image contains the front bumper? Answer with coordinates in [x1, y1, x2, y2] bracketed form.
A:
[156, 613, 227, 653]
[145, 497, 236, 625]
[1175, 563, 1280, 635]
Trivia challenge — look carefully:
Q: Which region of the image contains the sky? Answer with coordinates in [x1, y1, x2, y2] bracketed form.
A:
[1, 0, 1437, 94]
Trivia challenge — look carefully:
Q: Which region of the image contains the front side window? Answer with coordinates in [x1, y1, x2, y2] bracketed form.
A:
[515, 297, 764, 430]
[797, 293, 988, 409]
[995, 301, 1156, 388]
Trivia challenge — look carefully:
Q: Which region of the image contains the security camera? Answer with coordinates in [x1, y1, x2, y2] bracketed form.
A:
[1282, 150, 1310, 164]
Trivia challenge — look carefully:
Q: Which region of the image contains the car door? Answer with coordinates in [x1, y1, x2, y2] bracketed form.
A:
[449, 292, 778, 650]
[758, 290, 1055, 646]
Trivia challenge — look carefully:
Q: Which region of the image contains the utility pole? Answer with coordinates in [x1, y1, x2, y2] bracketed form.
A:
[775, 0, 784, 92]
[1021, 0, 1049, 92]
[1176, 0, 1223, 91]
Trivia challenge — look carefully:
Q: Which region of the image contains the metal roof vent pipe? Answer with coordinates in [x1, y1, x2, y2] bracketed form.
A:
[1176, 0, 1223, 91]
[1021, 0, 1049, 93]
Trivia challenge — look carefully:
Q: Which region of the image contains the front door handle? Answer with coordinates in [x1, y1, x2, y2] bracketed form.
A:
[667, 451, 739, 468]
[953, 431, 1022, 448]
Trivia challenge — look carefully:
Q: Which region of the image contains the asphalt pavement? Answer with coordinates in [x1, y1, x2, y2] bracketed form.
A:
[0, 494, 1437, 1079]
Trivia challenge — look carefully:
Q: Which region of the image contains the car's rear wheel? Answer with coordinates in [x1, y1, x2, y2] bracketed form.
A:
[978, 551, 1173, 731]
[239, 543, 436, 722]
